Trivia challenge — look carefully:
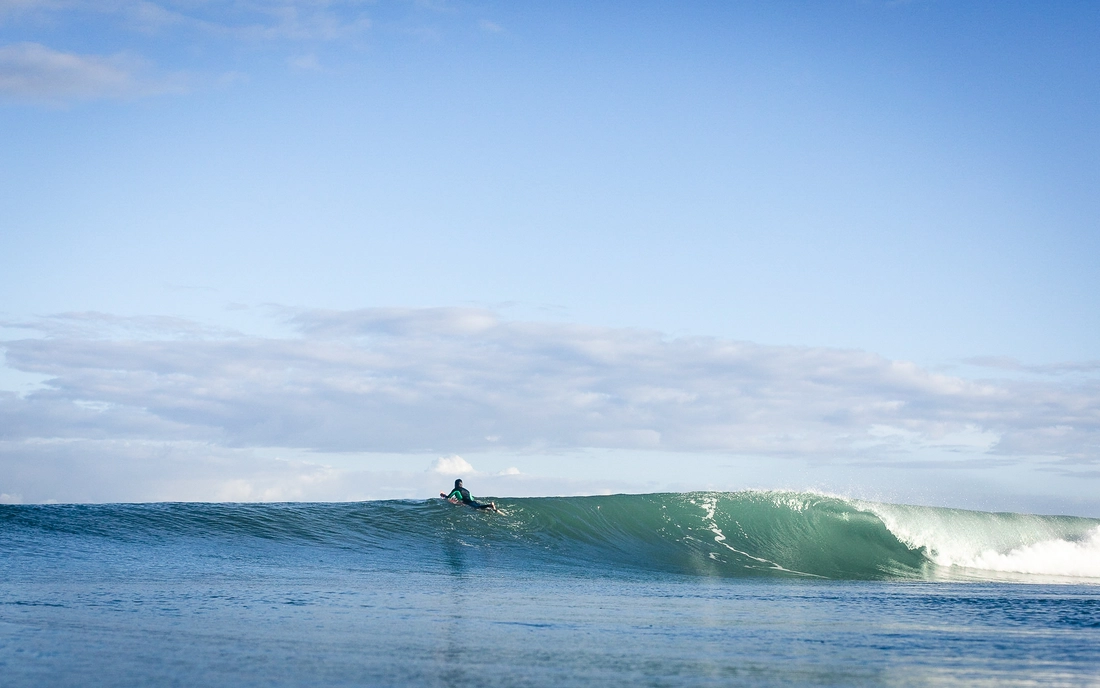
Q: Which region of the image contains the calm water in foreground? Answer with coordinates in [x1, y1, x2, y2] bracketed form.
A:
[2, 495, 1098, 686]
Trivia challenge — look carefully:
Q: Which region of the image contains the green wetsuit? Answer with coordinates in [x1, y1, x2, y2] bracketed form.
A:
[445, 486, 493, 509]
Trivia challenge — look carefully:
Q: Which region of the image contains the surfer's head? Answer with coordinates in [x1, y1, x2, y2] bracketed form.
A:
[455, 479, 463, 488]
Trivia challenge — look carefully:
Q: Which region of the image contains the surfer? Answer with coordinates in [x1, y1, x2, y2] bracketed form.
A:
[440, 479, 497, 511]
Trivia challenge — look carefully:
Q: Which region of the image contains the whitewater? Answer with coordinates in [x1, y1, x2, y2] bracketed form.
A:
[3, 492, 1099, 686]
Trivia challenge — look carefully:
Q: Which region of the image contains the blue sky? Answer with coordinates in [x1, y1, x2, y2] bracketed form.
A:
[1, 1, 1098, 513]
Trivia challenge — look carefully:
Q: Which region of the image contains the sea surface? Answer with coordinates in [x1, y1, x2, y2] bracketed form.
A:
[2, 491, 1099, 686]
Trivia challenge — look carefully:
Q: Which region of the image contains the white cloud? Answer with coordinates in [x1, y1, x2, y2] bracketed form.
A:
[429, 455, 475, 474]
[0, 42, 185, 102]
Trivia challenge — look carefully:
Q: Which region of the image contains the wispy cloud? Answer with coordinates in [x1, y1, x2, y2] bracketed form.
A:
[287, 53, 321, 72]
[3, 308, 1097, 465]
[1, 311, 239, 340]
[2, 0, 373, 42]
[962, 356, 1100, 376]
[0, 0, 71, 18]
[478, 19, 503, 34]
[0, 42, 185, 102]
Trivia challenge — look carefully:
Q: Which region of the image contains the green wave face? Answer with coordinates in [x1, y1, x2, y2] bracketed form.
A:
[493, 492, 932, 580]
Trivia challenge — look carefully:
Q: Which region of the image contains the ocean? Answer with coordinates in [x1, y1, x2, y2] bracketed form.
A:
[2, 491, 1098, 686]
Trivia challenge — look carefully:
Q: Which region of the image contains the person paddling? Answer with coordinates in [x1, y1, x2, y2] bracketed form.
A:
[440, 479, 497, 511]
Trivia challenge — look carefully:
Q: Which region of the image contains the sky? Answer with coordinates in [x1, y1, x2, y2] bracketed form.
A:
[1, 1, 1098, 514]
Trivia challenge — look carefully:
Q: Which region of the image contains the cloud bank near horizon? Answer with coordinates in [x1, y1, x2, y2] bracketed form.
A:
[2, 308, 1097, 470]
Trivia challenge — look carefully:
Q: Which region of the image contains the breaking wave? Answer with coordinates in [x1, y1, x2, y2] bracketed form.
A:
[3, 492, 1098, 582]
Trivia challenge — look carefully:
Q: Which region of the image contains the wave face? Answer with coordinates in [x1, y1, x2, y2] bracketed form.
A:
[3, 492, 1099, 582]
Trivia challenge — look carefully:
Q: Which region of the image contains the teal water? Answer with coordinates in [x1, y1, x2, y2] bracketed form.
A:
[2, 493, 1099, 685]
